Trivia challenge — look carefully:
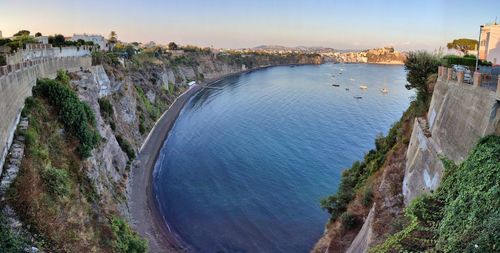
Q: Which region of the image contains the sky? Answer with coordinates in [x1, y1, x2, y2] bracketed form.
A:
[1, 0, 499, 51]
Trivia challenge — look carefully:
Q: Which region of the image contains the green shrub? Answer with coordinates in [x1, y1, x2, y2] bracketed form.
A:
[320, 123, 400, 220]
[116, 135, 135, 160]
[443, 54, 492, 69]
[371, 194, 438, 253]
[435, 135, 500, 252]
[0, 55, 6, 66]
[373, 135, 500, 252]
[404, 51, 441, 103]
[98, 98, 114, 120]
[109, 216, 147, 253]
[41, 166, 71, 197]
[320, 195, 348, 220]
[362, 185, 373, 207]
[170, 55, 197, 66]
[139, 122, 146, 135]
[56, 70, 70, 86]
[32, 78, 100, 158]
[24, 127, 38, 147]
[340, 212, 359, 230]
[168, 83, 175, 94]
[0, 213, 28, 253]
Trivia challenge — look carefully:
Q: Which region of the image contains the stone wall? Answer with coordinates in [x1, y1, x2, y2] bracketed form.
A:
[403, 71, 500, 203]
[6, 45, 92, 65]
[0, 56, 92, 173]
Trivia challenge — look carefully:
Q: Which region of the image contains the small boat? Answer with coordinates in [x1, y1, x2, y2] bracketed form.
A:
[332, 84, 340, 87]
[360, 85, 368, 89]
[380, 78, 388, 93]
[353, 95, 363, 99]
[345, 88, 350, 91]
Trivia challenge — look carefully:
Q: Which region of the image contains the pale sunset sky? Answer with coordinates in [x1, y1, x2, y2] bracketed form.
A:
[1, 0, 499, 50]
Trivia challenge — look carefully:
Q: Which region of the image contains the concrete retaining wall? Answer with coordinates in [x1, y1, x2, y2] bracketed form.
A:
[0, 56, 92, 173]
[6, 46, 92, 65]
[403, 78, 500, 203]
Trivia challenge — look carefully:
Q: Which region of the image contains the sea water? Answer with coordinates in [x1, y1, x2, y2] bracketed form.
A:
[153, 63, 412, 252]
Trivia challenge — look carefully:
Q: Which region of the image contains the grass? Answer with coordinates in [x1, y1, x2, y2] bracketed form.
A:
[116, 135, 135, 160]
[99, 97, 114, 120]
[109, 216, 147, 253]
[41, 166, 71, 197]
[0, 212, 30, 253]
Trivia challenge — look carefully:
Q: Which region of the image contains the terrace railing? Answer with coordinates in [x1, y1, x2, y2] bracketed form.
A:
[438, 66, 500, 101]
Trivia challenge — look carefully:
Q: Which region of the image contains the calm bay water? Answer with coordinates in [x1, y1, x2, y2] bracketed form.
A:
[153, 63, 412, 253]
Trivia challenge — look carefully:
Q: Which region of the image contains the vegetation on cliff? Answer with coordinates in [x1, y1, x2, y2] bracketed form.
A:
[320, 116, 402, 221]
[33, 71, 101, 158]
[7, 73, 146, 252]
[404, 51, 441, 105]
[372, 135, 500, 253]
[0, 212, 30, 252]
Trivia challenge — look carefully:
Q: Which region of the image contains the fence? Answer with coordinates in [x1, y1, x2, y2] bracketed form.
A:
[438, 66, 500, 101]
[438, 66, 499, 94]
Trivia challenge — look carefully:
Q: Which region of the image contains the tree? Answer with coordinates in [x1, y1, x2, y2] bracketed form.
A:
[0, 38, 12, 47]
[35, 32, 42, 37]
[125, 45, 136, 58]
[76, 39, 87, 46]
[168, 42, 178, 50]
[446, 38, 478, 55]
[108, 31, 118, 51]
[8, 34, 36, 51]
[13, 30, 30, 37]
[404, 51, 441, 103]
[108, 31, 118, 44]
[48, 34, 66, 47]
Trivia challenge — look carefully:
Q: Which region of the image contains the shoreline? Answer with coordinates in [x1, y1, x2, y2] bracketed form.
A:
[128, 63, 315, 252]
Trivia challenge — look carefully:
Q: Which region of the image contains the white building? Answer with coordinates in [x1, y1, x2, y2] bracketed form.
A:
[70, 34, 108, 50]
[35, 36, 49, 44]
[479, 23, 500, 66]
